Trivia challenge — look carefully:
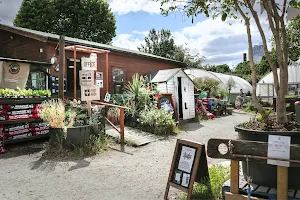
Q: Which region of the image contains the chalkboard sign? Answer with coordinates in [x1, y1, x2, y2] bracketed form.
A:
[164, 139, 209, 200]
[156, 93, 178, 121]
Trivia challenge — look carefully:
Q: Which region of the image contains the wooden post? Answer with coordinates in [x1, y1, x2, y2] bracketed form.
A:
[120, 107, 124, 143]
[230, 160, 239, 194]
[74, 46, 77, 99]
[277, 166, 288, 200]
[87, 101, 92, 117]
[105, 53, 109, 93]
[58, 35, 65, 99]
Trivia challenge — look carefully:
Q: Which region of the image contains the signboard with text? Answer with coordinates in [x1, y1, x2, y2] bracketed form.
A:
[79, 70, 94, 86]
[81, 85, 100, 102]
[165, 139, 209, 200]
[81, 56, 97, 71]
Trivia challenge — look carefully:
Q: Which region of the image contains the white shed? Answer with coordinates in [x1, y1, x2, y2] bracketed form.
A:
[146, 68, 195, 120]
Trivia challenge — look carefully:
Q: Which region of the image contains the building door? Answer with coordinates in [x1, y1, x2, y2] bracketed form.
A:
[66, 58, 81, 98]
[181, 77, 190, 120]
[177, 77, 183, 119]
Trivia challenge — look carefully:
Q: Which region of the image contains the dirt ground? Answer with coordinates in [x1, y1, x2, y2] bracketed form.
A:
[0, 113, 250, 200]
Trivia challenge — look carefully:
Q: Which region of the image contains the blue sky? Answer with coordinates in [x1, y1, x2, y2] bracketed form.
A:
[0, 0, 272, 67]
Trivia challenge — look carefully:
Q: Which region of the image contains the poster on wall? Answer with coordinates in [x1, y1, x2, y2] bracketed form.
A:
[80, 85, 100, 102]
[96, 72, 103, 80]
[96, 80, 103, 88]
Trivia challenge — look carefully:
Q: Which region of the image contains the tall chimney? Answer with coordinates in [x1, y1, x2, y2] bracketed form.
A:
[243, 53, 247, 62]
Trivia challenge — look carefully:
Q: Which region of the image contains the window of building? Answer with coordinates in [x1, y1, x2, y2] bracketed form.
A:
[112, 68, 124, 94]
[26, 65, 48, 90]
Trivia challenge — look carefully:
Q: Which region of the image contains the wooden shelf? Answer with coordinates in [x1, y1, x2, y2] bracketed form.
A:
[0, 97, 51, 105]
[4, 133, 49, 145]
[0, 118, 42, 125]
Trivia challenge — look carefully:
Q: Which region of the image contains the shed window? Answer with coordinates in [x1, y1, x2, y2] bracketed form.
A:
[112, 68, 124, 94]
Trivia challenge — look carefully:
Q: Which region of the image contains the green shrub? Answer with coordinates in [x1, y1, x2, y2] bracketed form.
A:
[139, 106, 176, 135]
[181, 164, 230, 200]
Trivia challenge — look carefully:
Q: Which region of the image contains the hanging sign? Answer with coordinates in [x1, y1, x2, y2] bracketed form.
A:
[81, 56, 97, 71]
[104, 92, 111, 102]
[96, 80, 104, 88]
[81, 85, 100, 102]
[96, 72, 103, 80]
[79, 70, 94, 86]
[165, 139, 209, 200]
[267, 135, 291, 167]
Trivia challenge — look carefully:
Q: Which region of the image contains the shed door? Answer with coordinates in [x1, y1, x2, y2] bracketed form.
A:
[181, 77, 190, 120]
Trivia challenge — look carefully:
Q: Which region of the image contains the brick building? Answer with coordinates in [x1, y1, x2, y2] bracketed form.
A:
[0, 24, 184, 99]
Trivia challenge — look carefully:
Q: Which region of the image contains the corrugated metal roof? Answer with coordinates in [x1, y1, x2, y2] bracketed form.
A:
[0, 24, 185, 65]
[0, 57, 50, 65]
[150, 68, 182, 83]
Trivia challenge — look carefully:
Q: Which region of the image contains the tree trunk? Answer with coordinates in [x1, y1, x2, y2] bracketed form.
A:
[235, 1, 266, 119]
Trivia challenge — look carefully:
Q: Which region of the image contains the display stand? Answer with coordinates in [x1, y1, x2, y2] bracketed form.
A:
[0, 97, 50, 153]
[207, 138, 300, 200]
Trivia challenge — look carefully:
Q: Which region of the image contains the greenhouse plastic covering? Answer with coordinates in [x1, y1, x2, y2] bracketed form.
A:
[184, 68, 252, 94]
[257, 59, 300, 97]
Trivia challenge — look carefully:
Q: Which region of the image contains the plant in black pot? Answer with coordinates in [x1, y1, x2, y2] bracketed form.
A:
[39, 99, 66, 149]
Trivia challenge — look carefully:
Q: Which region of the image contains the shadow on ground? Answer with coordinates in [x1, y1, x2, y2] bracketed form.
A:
[180, 122, 204, 132]
[1, 139, 91, 172]
[0, 138, 47, 160]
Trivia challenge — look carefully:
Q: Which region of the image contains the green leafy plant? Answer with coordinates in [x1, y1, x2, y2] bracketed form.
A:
[218, 88, 228, 100]
[181, 164, 230, 200]
[139, 106, 176, 135]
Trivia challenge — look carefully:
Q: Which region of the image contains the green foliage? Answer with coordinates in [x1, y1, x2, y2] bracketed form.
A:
[138, 28, 204, 68]
[0, 88, 51, 98]
[14, 0, 116, 44]
[139, 106, 176, 135]
[215, 64, 231, 73]
[218, 88, 228, 100]
[138, 28, 176, 59]
[194, 77, 220, 91]
[125, 74, 152, 116]
[287, 15, 300, 62]
[181, 164, 230, 200]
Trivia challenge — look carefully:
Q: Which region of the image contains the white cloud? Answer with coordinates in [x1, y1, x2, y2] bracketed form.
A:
[112, 16, 273, 67]
[112, 34, 145, 50]
[106, 0, 185, 15]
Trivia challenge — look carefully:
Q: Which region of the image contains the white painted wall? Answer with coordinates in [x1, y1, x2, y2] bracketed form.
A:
[168, 70, 195, 120]
[155, 70, 195, 120]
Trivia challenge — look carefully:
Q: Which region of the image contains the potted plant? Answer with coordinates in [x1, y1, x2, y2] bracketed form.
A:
[39, 99, 66, 148]
[159, 0, 300, 189]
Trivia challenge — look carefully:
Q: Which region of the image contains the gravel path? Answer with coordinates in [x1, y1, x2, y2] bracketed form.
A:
[0, 113, 250, 200]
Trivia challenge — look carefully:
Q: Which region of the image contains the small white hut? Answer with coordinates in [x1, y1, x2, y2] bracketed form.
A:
[146, 68, 195, 120]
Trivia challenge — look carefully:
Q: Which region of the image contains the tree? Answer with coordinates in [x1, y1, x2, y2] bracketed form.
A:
[14, 0, 116, 44]
[215, 64, 231, 73]
[234, 61, 251, 76]
[227, 77, 236, 101]
[159, 0, 300, 123]
[287, 15, 300, 62]
[138, 28, 177, 59]
[194, 77, 220, 97]
[139, 28, 204, 68]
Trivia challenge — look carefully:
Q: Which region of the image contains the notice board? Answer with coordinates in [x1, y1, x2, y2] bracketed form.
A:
[164, 139, 209, 200]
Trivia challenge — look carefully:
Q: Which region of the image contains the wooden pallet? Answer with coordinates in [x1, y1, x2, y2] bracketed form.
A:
[222, 179, 300, 200]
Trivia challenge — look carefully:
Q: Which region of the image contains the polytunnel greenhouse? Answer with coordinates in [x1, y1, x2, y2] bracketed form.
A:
[184, 68, 252, 103]
[184, 68, 252, 94]
[257, 59, 300, 100]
